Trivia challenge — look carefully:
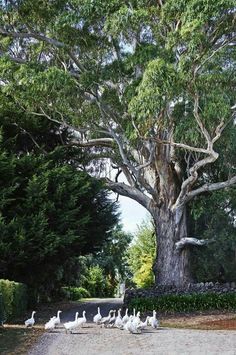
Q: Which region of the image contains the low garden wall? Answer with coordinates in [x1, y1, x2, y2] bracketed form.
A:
[123, 282, 236, 312]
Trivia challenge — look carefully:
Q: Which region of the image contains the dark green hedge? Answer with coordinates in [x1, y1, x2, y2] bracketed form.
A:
[0, 279, 28, 322]
[128, 293, 236, 313]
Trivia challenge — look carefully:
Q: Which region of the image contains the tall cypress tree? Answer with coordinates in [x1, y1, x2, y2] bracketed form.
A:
[0, 129, 119, 297]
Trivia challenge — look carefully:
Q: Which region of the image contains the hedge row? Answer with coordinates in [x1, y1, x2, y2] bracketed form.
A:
[0, 279, 28, 322]
[128, 293, 236, 313]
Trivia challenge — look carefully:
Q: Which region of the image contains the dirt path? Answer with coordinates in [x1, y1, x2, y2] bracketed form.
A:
[28, 299, 236, 355]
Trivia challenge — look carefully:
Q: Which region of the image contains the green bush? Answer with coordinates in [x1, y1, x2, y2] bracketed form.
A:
[0, 279, 28, 321]
[62, 287, 91, 300]
[85, 266, 105, 297]
[128, 293, 236, 313]
[82, 265, 114, 297]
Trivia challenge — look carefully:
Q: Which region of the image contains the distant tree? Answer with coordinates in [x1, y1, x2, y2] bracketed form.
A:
[127, 220, 156, 288]
[92, 224, 132, 286]
[74, 225, 131, 296]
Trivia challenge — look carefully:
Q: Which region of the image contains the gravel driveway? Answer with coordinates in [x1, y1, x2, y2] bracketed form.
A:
[28, 298, 236, 355]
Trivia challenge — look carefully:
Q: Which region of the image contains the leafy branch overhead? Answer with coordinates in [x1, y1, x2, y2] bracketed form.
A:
[0, 1, 235, 211]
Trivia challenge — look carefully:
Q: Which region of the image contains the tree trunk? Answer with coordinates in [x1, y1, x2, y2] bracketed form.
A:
[153, 206, 192, 286]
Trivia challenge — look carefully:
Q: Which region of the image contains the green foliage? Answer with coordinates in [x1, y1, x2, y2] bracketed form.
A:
[0, 1, 234, 143]
[92, 225, 132, 283]
[129, 59, 182, 124]
[0, 279, 27, 321]
[68, 226, 131, 298]
[0, 0, 235, 162]
[190, 190, 236, 282]
[62, 286, 91, 301]
[129, 293, 236, 313]
[127, 219, 156, 288]
[0, 135, 119, 298]
[81, 265, 113, 298]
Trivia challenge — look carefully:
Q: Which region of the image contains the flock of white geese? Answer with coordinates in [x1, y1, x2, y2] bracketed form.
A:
[24, 307, 160, 334]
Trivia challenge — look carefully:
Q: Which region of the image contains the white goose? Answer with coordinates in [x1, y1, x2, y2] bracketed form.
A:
[64, 312, 79, 333]
[54, 310, 62, 327]
[124, 315, 132, 331]
[136, 316, 150, 331]
[108, 310, 116, 327]
[114, 309, 123, 329]
[100, 309, 113, 327]
[124, 316, 139, 334]
[25, 311, 36, 327]
[149, 310, 159, 329]
[132, 311, 141, 327]
[45, 316, 56, 331]
[76, 310, 87, 327]
[93, 307, 102, 324]
[122, 308, 129, 324]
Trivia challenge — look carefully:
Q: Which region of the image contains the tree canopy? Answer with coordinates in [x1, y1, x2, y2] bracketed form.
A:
[0, 0, 234, 211]
[0, 128, 120, 297]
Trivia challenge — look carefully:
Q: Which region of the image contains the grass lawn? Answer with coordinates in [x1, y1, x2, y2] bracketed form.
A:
[161, 311, 236, 330]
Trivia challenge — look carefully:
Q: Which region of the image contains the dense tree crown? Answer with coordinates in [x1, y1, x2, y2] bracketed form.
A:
[0, 0, 235, 285]
[0, 122, 120, 295]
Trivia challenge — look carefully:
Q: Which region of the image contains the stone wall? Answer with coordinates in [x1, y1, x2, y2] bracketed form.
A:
[123, 282, 236, 307]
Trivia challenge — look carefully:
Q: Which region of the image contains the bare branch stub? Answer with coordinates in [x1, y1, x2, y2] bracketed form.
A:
[175, 237, 214, 251]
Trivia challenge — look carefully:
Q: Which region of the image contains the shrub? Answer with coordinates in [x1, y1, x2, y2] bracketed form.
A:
[62, 287, 91, 300]
[128, 293, 236, 313]
[0, 279, 28, 321]
[82, 265, 112, 297]
[85, 266, 104, 297]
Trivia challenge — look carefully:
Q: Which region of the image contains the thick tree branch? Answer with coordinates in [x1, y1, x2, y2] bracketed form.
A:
[120, 165, 136, 187]
[186, 175, 236, 202]
[172, 93, 233, 209]
[0, 27, 85, 72]
[29, 109, 114, 148]
[105, 178, 152, 210]
[193, 94, 212, 146]
[136, 142, 156, 172]
[70, 138, 114, 148]
[107, 127, 156, 197]
[108, 128, 135, 172]
[175, 237, 213, 250]
[150, 137, 210, 154]
[173, 151, 219, 210]
[0, 28, 65, 47]
[193, 36, 236, 77]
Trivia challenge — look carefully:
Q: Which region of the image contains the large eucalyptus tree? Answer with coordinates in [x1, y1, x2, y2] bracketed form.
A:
[0, 0, 235, 285]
